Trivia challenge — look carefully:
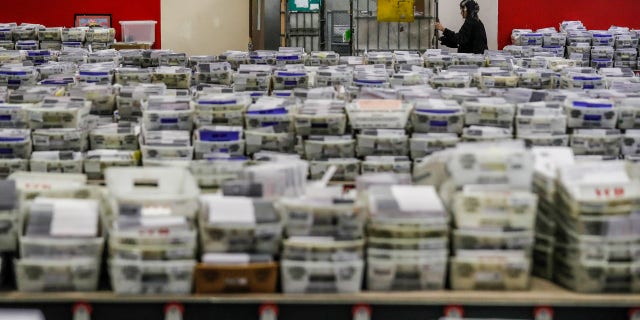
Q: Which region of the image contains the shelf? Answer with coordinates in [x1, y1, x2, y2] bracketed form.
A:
[1, 278, 639, 320]
[1, 278, 640, 307]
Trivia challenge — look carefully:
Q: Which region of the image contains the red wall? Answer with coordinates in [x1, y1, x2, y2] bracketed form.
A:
[0, 0, 161, 48]
[498, 0, 640, 49]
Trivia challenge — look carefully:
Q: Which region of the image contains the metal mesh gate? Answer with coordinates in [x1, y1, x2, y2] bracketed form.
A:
[353, 0, 435, 53]
[327, 10, 352, 55]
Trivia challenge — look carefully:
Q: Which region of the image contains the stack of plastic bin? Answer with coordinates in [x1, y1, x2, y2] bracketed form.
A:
[366, 185, 448, 291]
[277, 185, 364, 293]
[446, 141, 537, 291]
[195, 195, 280, 293]
[551, 161, 640, 293]
[28, 97, 92, 174]
[16, 197, 103, 292]
[105, 167, 199, 294]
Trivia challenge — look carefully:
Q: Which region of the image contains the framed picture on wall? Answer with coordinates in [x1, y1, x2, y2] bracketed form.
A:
[74, 14, 112, 28]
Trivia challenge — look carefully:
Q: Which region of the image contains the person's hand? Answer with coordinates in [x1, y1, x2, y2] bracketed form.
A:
[434, 22, 445, 32]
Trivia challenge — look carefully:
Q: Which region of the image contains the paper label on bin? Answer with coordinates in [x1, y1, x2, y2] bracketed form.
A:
[356, 99, 402, 111]
[49, 199, 98, 237]
[202, 253, 251, 264]
[141, 205, 173, 217]
[209, 197, 256, 225]
[391, 186, 443, 213]
[476, 271, 502, 283]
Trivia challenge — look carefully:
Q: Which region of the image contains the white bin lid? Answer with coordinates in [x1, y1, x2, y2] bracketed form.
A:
[119, 20, 158, 25]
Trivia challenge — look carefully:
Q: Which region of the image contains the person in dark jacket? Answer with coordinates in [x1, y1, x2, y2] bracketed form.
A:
[434, 0, 488, 54]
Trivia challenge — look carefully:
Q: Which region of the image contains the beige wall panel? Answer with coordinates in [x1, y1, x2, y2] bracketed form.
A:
[162, 0, 250, 55]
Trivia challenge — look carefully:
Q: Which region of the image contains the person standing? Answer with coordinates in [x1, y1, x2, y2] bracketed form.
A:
[434, 0, 488, 54]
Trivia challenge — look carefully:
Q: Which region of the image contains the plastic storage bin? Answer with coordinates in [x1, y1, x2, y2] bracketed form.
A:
[105, 167, 200, 221]
[280, 259, 364, 293]
[119, 21, 157, 44]
[277, 199, 364, 239]
[367, 253, 447, 291]
[199, 196, 282, 254]
[109, 259, 195, 294]
[15, 258, 100, 292]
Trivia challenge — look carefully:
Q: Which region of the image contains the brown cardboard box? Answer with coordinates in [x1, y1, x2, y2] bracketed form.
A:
[110, 42, 152, 50]
[194, 262, 278, 293]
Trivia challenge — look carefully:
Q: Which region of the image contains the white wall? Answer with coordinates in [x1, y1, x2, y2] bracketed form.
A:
[161, 0, 250, 55]
[438, 0, 498, 51]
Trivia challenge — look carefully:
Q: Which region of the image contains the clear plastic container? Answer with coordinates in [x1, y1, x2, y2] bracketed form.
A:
[15, 258, 100, 292]
[142, 96, 194, 131]
[0, 129, 31, 159]
[151, 67, 191, 90]
[411, 99, 464, 134]
[89, 123, 140, 151]
[198, 206, 282, 254]
[361, 156, 412, 174]
[570, 129, 621, 156]
[0, 104, 31, 129]
[105, 167, 200, 220]
[32, 128, 89, 152]
[277, 198, 364, 239]
[193, 126, 245, 158]
[346, 99, 412, 130]
[194, 94, 250, 127]
[367, 254, 447, 291]
[304, 136, 355, 160]
[452, 189, 538, 229]
[84, 150, 140, 180]
[309, 158, 360, 181]
[294, 100, 347, 136]
[139, 130, 194, 161]
[452, 229, 534, 253]
[109, 259, 195, 294]
[29, 97, 92, 129]
[410, 133, 459, 159]
[109, 239, 197, 261]
[30, 151, 84, 173]
[61, 28, 86, 42]
[463, 98, 516, 128]
[84, 28, 115, 43]
[280, 259, 364, 293]
[20, 237, 104, 260]
[449, 254, 531, 290]
[189, 157, 248, 188]
[245, 129, 296, 155]
[283, 238, 365, 262]
[194, 62, 233, 85]
[356, 129, 409, 157]
[554, 257, 638, 293]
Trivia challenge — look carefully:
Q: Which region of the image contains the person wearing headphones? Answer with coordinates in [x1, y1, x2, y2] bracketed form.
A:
[434, 0, 488, 54]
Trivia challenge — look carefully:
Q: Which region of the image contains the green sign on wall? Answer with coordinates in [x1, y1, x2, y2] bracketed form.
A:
[288, 0, 321, 12]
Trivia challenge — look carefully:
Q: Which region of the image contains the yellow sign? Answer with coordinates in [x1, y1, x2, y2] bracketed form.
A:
[377, 0, 415, 23]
